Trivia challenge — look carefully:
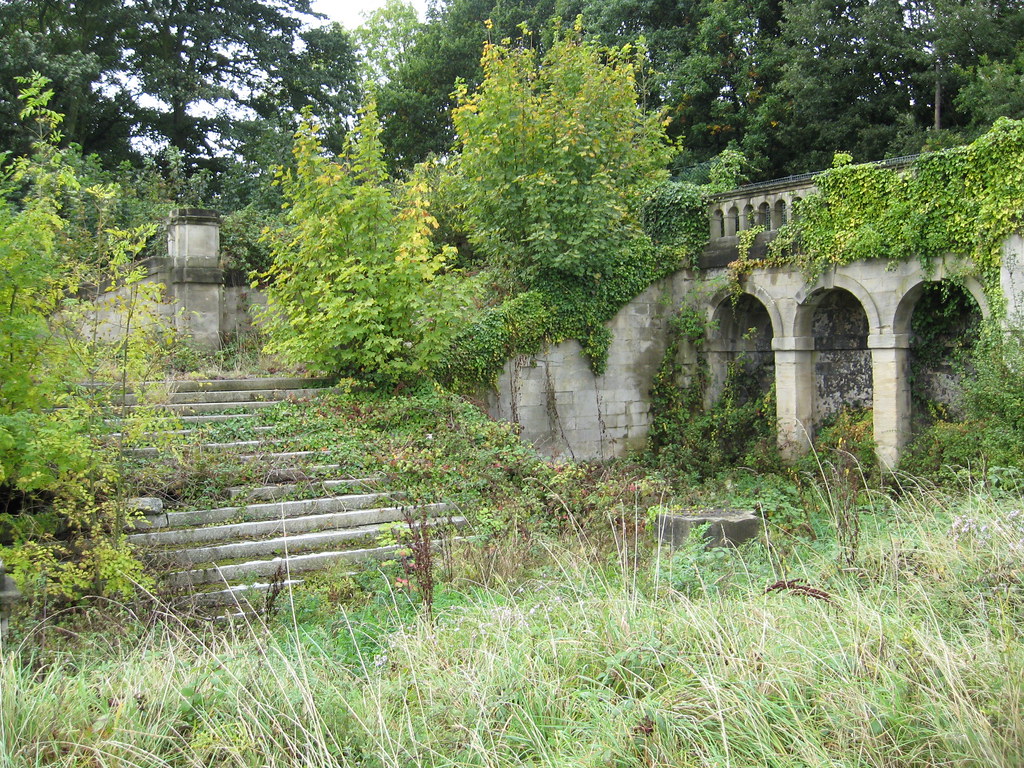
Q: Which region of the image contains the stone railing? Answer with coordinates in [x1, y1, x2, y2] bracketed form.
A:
[701, 154, 923, 268]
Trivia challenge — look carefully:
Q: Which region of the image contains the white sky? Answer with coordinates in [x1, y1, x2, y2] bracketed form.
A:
[310, 0, 429, 30]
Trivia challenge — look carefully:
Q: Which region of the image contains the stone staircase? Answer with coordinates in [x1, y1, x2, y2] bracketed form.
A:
[115, 376, 464, 614]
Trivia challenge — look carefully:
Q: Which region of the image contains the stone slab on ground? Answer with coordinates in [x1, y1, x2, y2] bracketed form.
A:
[655, 509, 762, 549]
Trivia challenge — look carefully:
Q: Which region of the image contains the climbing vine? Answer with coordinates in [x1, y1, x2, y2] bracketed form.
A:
[646, 302, 778, 479]
[758, 118, 1024, 304]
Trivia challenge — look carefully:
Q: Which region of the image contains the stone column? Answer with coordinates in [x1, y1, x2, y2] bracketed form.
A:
[869, 333, 911, 470]
[0, 558, 20, 641]
[167, 208, 223, 350]
[773, 335, 815, 460]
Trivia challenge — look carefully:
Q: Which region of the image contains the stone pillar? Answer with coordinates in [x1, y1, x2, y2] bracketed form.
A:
[167, 208, 223, 350]
[0, 558, 20, 641]
[773, 336, 815, 460]
[868, 333, 911, 470]
[1002, 234, 1024, 320]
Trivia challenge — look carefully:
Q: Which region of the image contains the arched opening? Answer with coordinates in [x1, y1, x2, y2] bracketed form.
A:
[708, 294, 776, 407]
[812, 288, 872, 429]
[774, 199, 787, 227]
[743, 204, 755, 230]
[758, 202, 771, 229]
[908, 281, 982, 427]
[726, 206, 739, 236]
[712, 209, 724, 239]
[791, 197, 803, 221]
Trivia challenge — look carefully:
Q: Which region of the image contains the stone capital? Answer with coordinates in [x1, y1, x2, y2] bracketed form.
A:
[867, 333, 910, 349]
[771, 335, 815, 352]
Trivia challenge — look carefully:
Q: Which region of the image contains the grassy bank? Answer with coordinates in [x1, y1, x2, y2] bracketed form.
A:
[3, 478, 1023, 767]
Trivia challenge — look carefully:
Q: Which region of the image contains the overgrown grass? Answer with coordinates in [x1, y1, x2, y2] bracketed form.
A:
[3, 480, 1022, 766]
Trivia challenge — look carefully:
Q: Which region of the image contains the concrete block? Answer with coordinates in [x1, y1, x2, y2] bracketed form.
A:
[654, 509, 762, 549]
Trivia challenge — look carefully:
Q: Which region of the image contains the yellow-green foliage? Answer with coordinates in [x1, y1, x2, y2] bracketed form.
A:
[259, 105, 468, 384]
[771, 118, 1024, 292]
[0, 77, 158, 600]
[440, 23, 681, 387]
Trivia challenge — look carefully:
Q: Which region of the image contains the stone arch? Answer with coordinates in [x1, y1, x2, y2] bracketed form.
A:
[897, 279, 985, 427]
[707, 292, 777, 407]
[794, 274, 882, 338]
[726, 206, 740, 236]
[892, 275, 990, 337]
[705, 282, 784, 343]
[758, 202, 771, 229]
[774, 199, 787, 227]
[798, 287, 874, 429]
[743, 204, 755, 230]
[711, 209, 724, 239]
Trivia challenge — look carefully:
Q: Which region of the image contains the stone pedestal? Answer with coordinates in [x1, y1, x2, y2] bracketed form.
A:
[167, 209, 223, 350]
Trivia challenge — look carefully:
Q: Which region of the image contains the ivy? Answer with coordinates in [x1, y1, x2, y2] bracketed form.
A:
[640, 180, 708, 267]
[762, 118, 1024, 304]
[646, 304, 778, 479]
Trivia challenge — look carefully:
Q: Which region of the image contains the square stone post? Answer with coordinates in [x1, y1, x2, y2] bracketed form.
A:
[167, 208, 223, 350]
[773, 335, 815, 460]
[868, 333, 911, 470]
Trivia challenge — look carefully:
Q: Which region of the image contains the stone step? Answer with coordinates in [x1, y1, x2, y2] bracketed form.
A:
[179, 413, 258, 426]
[152, 514, 463, 567]
[108, 425, 276, 442]
[87, 376, 333, 396]
[228, 476, 381, 501]
[155, 377, 333, 394]
[130, 502, 446, 548]
[163, 529, 468, 589]
[262, 465, 343, 484]
[108, 413, 258, 428]
[122, 399, 285, 416]
[125, 438, 289, 459]
[118, 387, 327, 407]
[132, 492, 399, 531]
[187, 579, 310, 609]
[164, 543, 401, 589]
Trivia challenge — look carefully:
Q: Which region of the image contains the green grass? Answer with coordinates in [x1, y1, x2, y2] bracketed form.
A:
[3, 481, 1023, 767]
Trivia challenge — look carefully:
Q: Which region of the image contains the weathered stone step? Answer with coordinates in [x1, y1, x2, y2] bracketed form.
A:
[164, 543, 402, 588]
[188, 579, 310, 608]
[130, 502, 445, 548]
[119, 388, 326, 409]
[163, 528, 469, 589]
[108, 425, 275, 442]
[133, 492, 398, 531]
[179, 413, 258, 425]
[118, 387, 330, 406]
[108, 413, 258, 428]
[263, 465, 342, 483]
[154, 518, 423, 567]
[126, 438, 289, 458]
[122, 400, 286, 416]
[154, 377, 333, 393]
[228, 476, 381, 501]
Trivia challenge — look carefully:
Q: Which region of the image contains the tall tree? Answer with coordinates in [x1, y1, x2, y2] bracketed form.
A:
[125, 0, 314, 163]
[376, 0, 556, 171]
[353, 0, 424, 92]
[0, 0, 133, 161]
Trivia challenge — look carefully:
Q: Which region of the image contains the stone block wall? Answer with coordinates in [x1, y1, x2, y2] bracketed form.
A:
[485, 279, 679, 460]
